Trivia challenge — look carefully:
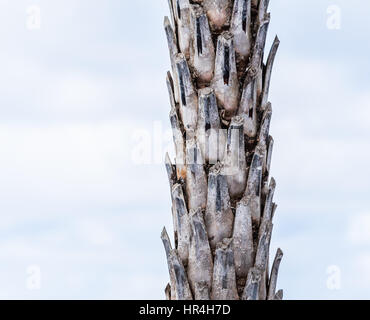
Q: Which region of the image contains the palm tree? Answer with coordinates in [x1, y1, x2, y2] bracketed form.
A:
[161, 0, 283, 300]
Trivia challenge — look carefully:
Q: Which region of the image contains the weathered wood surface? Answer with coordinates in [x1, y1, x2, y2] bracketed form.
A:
[162, 0, 283, 300]
[205, 162, 234, 249]
[187, 208, 213, 299]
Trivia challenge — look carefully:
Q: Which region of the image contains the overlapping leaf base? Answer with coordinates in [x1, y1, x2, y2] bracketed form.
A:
[162, 0, 283, 300]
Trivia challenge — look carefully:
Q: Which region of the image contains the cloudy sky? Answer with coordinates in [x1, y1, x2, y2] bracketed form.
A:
[0, 0, 369, 299]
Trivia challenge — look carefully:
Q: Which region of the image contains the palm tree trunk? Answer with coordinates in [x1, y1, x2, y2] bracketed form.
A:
[162, 0, 283, 300]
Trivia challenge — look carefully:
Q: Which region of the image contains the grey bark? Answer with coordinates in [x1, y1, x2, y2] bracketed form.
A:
[161, 0, 283, 300]
[211, 238, 239, 300]
[268, 248, 284, 300]
[187, 208, 213, 298]
[205, 162, 234, 250]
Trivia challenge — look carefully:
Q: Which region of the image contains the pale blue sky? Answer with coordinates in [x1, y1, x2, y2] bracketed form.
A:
[0, 0, 369, 299]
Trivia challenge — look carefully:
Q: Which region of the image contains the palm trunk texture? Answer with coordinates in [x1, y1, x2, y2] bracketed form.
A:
[161, 0, 283, 300]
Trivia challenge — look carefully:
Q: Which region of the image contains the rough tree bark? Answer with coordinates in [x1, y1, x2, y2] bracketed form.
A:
[162, 0, 283, 300]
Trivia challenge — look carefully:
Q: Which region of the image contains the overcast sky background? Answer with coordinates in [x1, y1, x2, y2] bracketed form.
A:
[0, 0, 369, 299]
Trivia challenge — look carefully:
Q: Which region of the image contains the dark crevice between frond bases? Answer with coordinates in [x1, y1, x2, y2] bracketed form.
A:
[176, 0, 181, 20]
[251, 4, 259, 35]
[242, 0, 248, 32]
[223, 45, 230, 85]
[179, 71, 187, 106]
[249, 106, 254, 119]
[204, 95, 211, 132]
[196, 17, 203, 55]
[216, 175, 222, 213]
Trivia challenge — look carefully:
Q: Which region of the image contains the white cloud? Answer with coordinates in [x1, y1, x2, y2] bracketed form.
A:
[75, 219, 114, 246]
[348, 214, 370, 246]
[352, 254, 370, 289]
